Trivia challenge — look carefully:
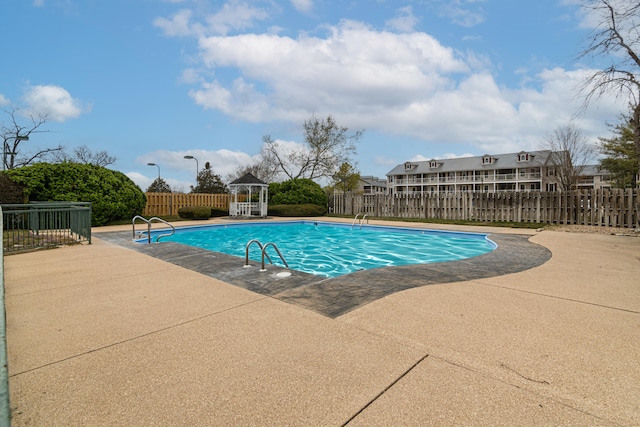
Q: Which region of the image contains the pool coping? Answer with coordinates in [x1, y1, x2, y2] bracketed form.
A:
[96, 222, 551, 318]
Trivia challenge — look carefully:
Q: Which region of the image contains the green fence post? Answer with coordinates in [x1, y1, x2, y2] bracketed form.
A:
[0, 206, 12, 426]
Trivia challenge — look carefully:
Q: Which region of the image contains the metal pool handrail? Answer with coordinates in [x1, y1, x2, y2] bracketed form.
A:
[352, 213, 369, 229]
[132, 215, 175, 243]
[260, 242, 289, 272]
[245, 239, 273, 266]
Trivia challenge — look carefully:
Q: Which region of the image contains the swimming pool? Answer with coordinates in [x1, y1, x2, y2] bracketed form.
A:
[143, 220, 496, 278]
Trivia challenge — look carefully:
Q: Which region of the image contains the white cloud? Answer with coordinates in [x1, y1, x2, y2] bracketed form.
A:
[190, 20, 468, 124]
[33, 0, 44, 7]
[386, 6, 418, 33]
[434, 0, 487, 27]
[159, 7, 621, 159]
[154, 1, 269, 37]
[136, 148, 258, 179]
[126, 171, 192, 193]
[291, 0, 313, 14]
[22, 85, 88, 122]
[154, 9, 195, 37]
[0, 94, 9, 106]
[204, 1, 269, 36]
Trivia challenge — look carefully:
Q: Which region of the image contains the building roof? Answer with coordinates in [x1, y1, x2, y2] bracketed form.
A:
[386, 150, 554, 176]
[581, 164, 610, 176]
[359, 175, 387, 187]
[229, 172, 268, 186]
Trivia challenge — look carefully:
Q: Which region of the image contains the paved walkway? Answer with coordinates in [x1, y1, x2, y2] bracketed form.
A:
[97, 220, 551, 318]
[4, 219, 640, 426]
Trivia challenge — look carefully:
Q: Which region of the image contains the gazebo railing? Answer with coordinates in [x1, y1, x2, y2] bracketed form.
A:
[233, 202, 259, 217]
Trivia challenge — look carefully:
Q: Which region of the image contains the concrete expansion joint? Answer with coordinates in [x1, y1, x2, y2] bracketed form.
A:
[473, 281, 640, 315]
[340, 353, 429, 426]
[9, 297, 269, 378]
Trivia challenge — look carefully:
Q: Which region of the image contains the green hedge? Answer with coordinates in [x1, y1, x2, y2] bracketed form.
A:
[210, 207, 228, 217]
[268, 178, 327, 206]
[6, 162, 146, 226]
[267, 204, 326, 217]
[178, 206, 212, 220]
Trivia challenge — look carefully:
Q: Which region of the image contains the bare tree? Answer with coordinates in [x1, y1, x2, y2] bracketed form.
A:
[49, 145, 117, 166]
[577, 0, 640, 181]
[541, 124, 597, 191]
[227, 149, 281, 184]
[72, 145, 116, 166]
[262, 115, 363, 181]
[1, 108, 60, 170]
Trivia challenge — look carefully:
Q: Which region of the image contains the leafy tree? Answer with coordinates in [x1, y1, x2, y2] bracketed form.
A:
[1, 107, 61, 170]
[262, 115, 363, 181]
[599, 113, 638, 188]
[147, 177, 172, 193]
[6, 162, 146, 226]
[332, 162, 361, 193]
[577, 0, 640, 180]
[540, 124, 596, 191]
[269, 178, 327, 206]
[191, 161, 227, 193]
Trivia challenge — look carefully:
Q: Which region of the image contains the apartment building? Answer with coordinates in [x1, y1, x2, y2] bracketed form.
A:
[332, 175, 388, 194]
[576, 165, 613, 191]
[359, 175, 387, 194]
[386, 150, 607, 195]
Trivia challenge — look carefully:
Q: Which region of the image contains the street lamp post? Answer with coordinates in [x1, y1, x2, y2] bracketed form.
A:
[2, 135, 29, 171]
[183, 155, 199, 187]
[147, 162, 160, 179]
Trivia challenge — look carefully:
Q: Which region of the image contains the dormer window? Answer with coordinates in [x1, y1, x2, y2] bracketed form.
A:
[429, 160, 440, 168]
[482, 155, 495, 165]
[517, 152, 531, 162]
[404, 162, 415, 170]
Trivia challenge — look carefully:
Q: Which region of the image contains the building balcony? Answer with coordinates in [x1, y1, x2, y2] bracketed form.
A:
[495, 174, 516, 181]
[518, 173, 542, 180]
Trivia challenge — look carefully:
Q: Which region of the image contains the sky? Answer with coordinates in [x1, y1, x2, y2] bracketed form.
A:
[0, 0, 627, 192]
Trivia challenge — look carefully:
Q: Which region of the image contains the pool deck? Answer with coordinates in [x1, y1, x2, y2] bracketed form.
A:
[4, 217, 640, 426]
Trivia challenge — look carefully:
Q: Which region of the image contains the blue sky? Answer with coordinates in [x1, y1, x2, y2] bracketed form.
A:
[0, 0, 624, 191]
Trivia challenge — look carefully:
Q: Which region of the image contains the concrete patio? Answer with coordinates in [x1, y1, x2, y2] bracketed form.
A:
[3, 219, 639, 426]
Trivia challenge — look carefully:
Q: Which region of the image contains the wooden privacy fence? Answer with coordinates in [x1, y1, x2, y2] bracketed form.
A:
[143, 193, 231, 216]
[332, 189, 640, 228]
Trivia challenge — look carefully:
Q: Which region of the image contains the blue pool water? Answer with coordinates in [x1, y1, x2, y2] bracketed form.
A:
[147, 221, 496, 278]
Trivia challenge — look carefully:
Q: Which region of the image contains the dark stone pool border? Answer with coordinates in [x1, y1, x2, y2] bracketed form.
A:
[96, 227, 551, 318]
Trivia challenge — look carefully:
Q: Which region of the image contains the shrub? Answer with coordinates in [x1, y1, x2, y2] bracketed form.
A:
[267, 204, 327, 217]
[7, 162, 146, 226]
[178, 206, 211, 220]
[269, 178, 327, 206]
[210, 207, 228, 217]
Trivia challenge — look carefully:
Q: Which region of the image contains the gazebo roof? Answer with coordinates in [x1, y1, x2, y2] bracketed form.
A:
[229, 172, 268, 186]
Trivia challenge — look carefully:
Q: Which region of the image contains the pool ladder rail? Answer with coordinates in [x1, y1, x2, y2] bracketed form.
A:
[244, 239, 290, 272]
[132, 215, 175, 243]
[352, 214, 369, 229]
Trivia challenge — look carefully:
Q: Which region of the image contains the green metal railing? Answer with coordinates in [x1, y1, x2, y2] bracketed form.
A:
[2, 202, 92, 253]
[0, 206, 11, 425]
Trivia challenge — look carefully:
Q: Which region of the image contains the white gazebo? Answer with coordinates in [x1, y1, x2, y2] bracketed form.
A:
[229, 173, 269, 218]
